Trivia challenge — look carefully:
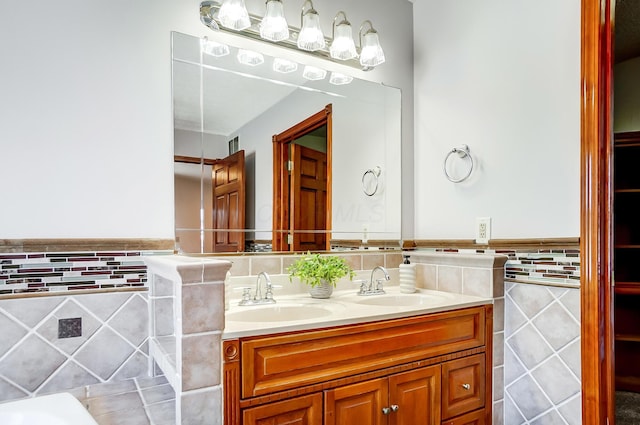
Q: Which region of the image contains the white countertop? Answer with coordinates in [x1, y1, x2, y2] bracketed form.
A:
[222, 286, 492, 339]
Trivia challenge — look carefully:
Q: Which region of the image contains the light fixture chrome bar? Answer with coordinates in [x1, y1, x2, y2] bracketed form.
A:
[199, 1, 372, 71]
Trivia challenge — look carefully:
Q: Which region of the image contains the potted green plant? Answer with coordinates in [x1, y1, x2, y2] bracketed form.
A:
[287, 252, 355, 299]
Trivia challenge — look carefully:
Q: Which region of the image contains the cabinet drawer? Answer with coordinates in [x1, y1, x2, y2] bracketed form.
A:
[242, 393, 322, 425]
[442, 408, 486, 425]
[240, 307, 486, 398]
[441, 354, 485, 419]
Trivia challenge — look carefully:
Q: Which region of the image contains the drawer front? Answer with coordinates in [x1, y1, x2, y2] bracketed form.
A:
[441, 354, 486, 419]
[441, 408, 486, 425]
[241, 307, 486, 398]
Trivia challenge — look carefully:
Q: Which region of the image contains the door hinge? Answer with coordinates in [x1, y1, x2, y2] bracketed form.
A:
[287, 160, 293, 172]
[287, 234, 293, 245]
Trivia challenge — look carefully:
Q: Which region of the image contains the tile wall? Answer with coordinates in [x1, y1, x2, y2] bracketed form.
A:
[504, 282, 581, 425]
[0, 290, 150, 401]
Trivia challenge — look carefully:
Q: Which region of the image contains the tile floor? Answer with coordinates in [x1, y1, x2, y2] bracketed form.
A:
[73, 375, 175, 425]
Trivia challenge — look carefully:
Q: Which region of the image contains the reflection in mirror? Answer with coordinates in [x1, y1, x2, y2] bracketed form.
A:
[172, 31, 401, 254]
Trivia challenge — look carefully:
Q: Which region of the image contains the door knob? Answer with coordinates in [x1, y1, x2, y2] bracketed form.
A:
[462, 383, 471, 390]
[382, 407, 391, 415]
[390, 404, 399, 412]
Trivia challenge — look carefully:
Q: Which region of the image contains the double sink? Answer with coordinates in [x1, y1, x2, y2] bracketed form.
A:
[223, 287, 491, 339]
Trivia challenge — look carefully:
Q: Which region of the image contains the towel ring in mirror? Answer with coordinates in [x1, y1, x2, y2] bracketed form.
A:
[443, 145, 474, 183]
[362, 166, 381, 196]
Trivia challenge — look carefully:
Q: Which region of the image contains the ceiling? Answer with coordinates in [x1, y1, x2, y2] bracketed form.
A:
[615, 0, 640, 63]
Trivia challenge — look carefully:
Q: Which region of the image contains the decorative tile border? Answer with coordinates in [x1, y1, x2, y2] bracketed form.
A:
[0, 251, 170, 295]
[413, 247, 580, 288]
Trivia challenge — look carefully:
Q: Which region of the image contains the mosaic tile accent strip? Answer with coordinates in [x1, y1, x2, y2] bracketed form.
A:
[0, 251, 170, 295]
[0, 291, 150, 402]
[416, 247, 581, 287]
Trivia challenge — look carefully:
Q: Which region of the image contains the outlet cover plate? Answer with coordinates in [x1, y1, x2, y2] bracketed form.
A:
[476, 217, 491, 244]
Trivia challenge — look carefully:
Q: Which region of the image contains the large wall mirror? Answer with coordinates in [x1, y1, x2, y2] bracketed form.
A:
[172, 31, 401, 254]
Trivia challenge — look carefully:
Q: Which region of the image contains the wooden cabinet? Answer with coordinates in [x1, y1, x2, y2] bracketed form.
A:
[614, 131, 640, 391]
[223, 305, 492, 425]
[242, 393, 322, 425]
[325, 365, 441, 425]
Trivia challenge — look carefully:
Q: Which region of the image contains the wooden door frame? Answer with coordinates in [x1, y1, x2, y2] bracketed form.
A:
[581, 0, 616, 423]
[272, 105, 333, 251]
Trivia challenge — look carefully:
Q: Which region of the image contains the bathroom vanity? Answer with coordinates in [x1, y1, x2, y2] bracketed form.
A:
[223, 292, 493, 425]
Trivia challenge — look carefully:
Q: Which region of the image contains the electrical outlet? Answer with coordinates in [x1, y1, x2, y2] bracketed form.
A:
[476, 217, 491, 244]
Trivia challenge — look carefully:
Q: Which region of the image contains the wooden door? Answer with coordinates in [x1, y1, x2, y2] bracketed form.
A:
[212, 150, 245, 252]
[291, 144, 328, 251]
[242, 393, 322, 425]
[324, 378, 389, 425]
[388, 365, 441, 425]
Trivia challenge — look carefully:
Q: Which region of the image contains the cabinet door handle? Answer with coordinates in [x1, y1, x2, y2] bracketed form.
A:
[462, 383, 471, 390]
[390, 404, 399, 412]
[382, 407, 391, 415]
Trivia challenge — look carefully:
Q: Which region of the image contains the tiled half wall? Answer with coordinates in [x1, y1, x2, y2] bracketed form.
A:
[0, 291, 150, 401]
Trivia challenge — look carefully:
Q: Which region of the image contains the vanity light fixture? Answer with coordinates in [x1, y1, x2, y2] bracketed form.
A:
[201, 38, 230, 57]
[302, 65, 326, 80]
[237, 49, 265, 66]
[297, 0, 325, 51]
[329, 71, 353, 85]
[218, 0, 251, 31]
[273, 57, 298, 73]
[358, 20, 385, 67]
[198, 1, 386, 70]
[329, 12, 357, 61]
[260, 0, 289, 42]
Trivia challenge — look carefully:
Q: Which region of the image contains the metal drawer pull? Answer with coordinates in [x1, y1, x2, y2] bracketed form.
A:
[462, 383, 471, 390]
[382, 407, 391, 415]
[391, 404, 399, 412]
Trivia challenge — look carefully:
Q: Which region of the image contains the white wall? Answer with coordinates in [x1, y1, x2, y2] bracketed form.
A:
[412, 0, 580, 239]
[614, 56, 640, 132]
[0, 0, 413, 240]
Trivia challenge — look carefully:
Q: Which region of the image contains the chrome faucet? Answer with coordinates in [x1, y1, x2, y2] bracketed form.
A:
[358, 266, 390, 295]
[239, 271, 276, 306]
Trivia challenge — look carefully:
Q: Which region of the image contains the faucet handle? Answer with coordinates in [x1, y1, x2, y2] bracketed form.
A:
[374, 279, 387, 294]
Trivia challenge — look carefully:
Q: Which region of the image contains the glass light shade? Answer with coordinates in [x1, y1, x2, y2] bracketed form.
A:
[237, 49, 265, 66]
[260, 0, 289, 42]
[329, 72, 353, 85]
[297, 11, 325, 51]
[273, 58, 298, 73]
[330, 23, 357, 60]
[218, 0, 251, 31]
[302, 65, 326, 80]
[201, 40, 230, 57]
[359, 31, 386, 67]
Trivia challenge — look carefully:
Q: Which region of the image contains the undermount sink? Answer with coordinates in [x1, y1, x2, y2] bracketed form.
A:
[344, 292, 452, 307]
[226, 304, 335, 323]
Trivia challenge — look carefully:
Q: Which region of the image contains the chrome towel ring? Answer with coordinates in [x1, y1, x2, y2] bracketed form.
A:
[362, 166, 381, 196]
[443, 145, 474, 183]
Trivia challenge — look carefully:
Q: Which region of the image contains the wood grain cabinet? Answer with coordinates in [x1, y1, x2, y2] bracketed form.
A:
[223, 305, 493, 425]
[325, 365, 441, 425]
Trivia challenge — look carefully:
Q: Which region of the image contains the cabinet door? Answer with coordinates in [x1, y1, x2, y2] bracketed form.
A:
[243, 393, 322, 425]
[325, 378, 389, 425]
[441, 354, 485, 419]
[389, 365, 441, 425]
[441, 408, 486, 425]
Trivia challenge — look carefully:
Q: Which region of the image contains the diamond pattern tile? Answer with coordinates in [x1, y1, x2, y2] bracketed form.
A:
[36, 299, 101, 355]
[0, 292, 150, 402]
[505, 283, 581, 425]
[0, 334, 66, 392]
